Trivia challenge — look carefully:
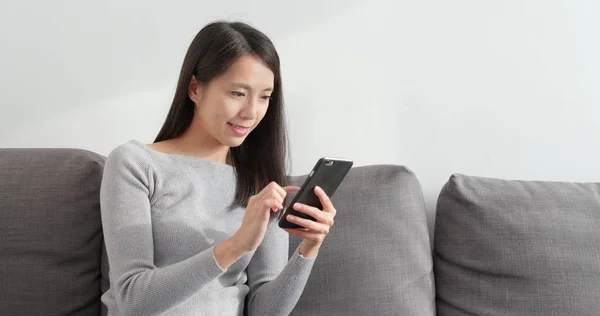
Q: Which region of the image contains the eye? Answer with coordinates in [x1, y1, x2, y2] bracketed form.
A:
[231, 91, 245, 97]
[261, 95, 271, 100]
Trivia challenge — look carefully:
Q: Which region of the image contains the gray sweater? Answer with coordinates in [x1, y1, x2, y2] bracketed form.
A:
[100, 140, 315, 316]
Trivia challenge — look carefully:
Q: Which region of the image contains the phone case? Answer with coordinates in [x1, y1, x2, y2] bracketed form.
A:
[278, 157, 353, 229]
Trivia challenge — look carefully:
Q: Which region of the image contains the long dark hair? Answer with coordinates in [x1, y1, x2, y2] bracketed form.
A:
[154, 21, 289, 208]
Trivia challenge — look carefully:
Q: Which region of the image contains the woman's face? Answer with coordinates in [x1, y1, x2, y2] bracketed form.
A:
[188, 54, 274, 148]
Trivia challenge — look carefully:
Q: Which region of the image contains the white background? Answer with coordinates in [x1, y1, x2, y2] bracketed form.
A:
[2, 0, 599, 223]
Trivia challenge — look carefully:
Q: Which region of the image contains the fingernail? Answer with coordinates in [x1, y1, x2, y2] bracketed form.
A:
[294, 203, 300, 209]
[287, 215, 294, 221]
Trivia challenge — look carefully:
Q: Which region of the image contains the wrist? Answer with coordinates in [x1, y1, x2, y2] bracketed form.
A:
[299, 240, 321, 258]
[214, 236, 249, 271]
[229, 233, 252, 255]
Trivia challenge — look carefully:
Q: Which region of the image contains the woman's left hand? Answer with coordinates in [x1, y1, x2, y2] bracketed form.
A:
[282, 186, 336, 257]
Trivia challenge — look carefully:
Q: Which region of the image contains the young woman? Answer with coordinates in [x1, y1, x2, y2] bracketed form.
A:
[99, 21, 337, 315]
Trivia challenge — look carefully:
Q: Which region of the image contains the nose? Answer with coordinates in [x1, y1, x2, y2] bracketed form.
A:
[239, 97, 257, 120]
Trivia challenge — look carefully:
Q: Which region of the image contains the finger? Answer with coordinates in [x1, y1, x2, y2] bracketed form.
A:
[265, 198, 284, 212]
[268, 182, 287, 202]
[283, 228, 325, 244]
[285, 214, 330, 234]
[272, 192, 284, 204]
[261, 182, 284, 203]
[283, 186, 301, 194]
[274, 185, 300, 201]
[314, 186, 336, 215]
[292, 203, 333, 226]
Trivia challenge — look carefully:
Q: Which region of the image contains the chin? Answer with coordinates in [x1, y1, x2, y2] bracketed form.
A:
[223, 138, 246, 148]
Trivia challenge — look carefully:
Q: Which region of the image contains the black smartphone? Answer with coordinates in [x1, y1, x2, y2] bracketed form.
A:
[278, 157, 353, 229]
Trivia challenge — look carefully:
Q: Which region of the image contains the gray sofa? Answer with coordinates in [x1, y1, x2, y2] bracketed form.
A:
[1, 147, 599, 316]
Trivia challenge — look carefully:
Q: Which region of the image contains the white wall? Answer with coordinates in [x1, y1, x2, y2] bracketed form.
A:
[2, 0, 599, 223]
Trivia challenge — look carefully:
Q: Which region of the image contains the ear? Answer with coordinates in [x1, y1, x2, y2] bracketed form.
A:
[188, 76, 203, 103]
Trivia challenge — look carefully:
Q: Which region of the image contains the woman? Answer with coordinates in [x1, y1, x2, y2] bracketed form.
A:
[100, 21, 337, 315]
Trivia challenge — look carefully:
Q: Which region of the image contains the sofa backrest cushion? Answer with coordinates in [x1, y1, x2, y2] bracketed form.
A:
[0, 148, 105, 316]
[434, 174, 600, 315]
[288, 165, 436, 316]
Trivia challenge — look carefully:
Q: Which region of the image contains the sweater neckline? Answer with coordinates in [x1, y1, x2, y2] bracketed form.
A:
[130, 139, 235, 171]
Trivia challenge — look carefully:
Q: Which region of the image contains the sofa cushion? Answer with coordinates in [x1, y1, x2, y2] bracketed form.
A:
[434, 174, 600, 316]
[0, 148, 105, 316]
[288, 165, 435, 316]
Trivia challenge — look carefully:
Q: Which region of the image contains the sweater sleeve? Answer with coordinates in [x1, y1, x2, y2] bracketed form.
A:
[100, 145, 226, 315]
[245, 216, 317, 316]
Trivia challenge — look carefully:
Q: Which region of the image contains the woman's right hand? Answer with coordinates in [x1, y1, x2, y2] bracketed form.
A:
[232, 182, 299, 252]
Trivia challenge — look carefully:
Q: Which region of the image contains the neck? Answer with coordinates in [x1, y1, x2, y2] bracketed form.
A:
[175, 124, 230, 165]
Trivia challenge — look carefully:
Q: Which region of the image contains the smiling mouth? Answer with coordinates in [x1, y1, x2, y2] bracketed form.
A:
[228, 122, 251, 136]
[228, 123, 250, 129]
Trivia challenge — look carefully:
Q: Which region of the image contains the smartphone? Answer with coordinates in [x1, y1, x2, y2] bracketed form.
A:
[278, 157, 353, 229]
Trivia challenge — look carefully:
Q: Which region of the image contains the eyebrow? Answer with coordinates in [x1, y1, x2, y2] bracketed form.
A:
[232, 83, 273, 92]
